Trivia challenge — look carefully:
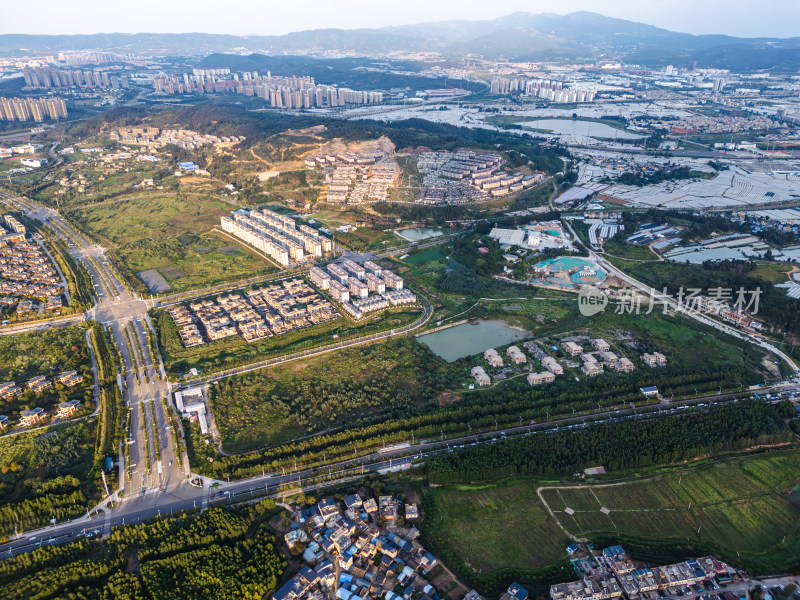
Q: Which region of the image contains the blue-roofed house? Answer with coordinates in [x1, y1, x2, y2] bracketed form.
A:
[566, 542, 580, 555]
[299, 505, 320, 524]
[344, 494, 363, 511]
[420, 551, 438, 573]
[602, 545, 626, 558]
[505, 582, 529, 600]
[272, 579, 303, 600]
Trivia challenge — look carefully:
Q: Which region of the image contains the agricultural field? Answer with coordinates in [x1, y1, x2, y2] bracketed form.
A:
[425, 450, 800, 579]
[64, 193, 276, 293]
[540, 449, 800, 573]
[425, 479, 570, 574]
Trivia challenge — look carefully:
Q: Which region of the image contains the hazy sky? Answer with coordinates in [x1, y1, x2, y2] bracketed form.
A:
[3, 0, 799, 38]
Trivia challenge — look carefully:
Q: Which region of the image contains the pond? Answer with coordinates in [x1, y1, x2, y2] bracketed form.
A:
[518, 119, 644, 140]
[418, 319, 531, 362]
[396, 227, 444, 242]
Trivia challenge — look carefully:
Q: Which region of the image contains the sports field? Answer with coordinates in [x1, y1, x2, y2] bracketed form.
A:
[65, 193, 275, 293]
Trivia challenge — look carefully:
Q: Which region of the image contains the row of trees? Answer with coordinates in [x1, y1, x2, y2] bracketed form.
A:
[425, 400, 796, 483]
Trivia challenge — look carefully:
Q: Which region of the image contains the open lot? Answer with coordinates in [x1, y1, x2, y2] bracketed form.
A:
[426, 479, 570, 573]
[65, 193, 276, 293]
[208, 337, 459, 453]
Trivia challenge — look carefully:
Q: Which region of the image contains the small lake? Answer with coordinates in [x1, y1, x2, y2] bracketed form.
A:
[396, 227, 444, 242]
[418, 320, 531, 362]
[518, 119, 644, 140]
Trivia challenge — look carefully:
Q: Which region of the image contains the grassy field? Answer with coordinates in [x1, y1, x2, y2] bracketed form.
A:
[750, 261, 794, 284]
[209, 337, 459, 453]
[153, 303, 422, 380]
[65, 193, 276, 293]
[427, 480, 570, 573]
[540, 449, 800, 572]
[425, 450, 800, 578]
[603, 238, 659, 261]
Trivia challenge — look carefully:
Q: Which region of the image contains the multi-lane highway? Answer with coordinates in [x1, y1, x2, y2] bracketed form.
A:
[0, 189, 192, 530]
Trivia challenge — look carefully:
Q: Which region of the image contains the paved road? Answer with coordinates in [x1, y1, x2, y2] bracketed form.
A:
[0, 191, 194, 524]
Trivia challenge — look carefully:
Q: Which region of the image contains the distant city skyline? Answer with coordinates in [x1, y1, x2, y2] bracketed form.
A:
[3, 0, 799, 39]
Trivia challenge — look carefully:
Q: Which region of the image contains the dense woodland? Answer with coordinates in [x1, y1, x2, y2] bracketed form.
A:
[0, 422, 96, 539]
[0, 502, 285, 600]
[425, 400, 796, 483]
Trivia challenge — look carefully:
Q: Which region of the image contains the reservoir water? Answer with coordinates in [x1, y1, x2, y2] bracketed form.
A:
[417, 319, 530, 362]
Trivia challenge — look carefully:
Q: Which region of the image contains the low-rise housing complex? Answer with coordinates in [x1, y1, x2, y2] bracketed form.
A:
[470, 366, 491, 387]
[507, 346, 527, 364]
[552, 545, 733, 600]
[109, 127, 245, 149]
[415, 150, 541, 205]
[312, 149, 399, 205]
[169, 278, 338, 347]
[528, 371, 556, 386]
[484, 348, 504, 367]
[642, 352, 668, 367]
[0, 219, 66, 312]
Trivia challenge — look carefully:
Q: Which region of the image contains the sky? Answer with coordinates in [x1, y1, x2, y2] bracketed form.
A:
[3, 0, 799, 38]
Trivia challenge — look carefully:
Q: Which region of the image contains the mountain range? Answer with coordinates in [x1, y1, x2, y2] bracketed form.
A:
[2, 12, 799, 71]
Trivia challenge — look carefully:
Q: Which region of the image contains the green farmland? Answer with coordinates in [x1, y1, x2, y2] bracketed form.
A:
[427, 480, 570, 573]
[541, 449, 800, 573]
[425, 449, 800, 581]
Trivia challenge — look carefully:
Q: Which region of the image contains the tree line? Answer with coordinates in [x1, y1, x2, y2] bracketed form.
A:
[425, 400, 796, 483]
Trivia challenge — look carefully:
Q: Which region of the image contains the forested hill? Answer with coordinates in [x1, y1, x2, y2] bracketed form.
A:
[427, 401, 796, 484]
